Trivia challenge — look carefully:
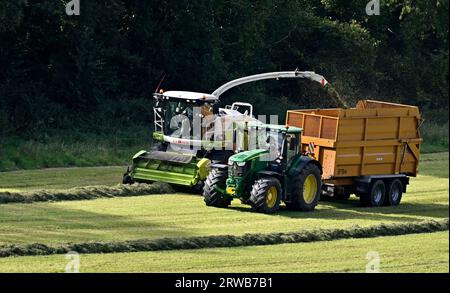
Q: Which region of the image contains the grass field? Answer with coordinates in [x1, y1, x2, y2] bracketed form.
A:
[0, 153, 447, 245]
[0, 231, 447, 273]
[0, 166, 124, 192]
[0, 152, 448, 272]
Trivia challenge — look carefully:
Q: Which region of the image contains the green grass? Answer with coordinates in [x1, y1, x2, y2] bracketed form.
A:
[0, 152, 447, 273]
[0, 153, 447, 246]
[0, 166, 124, 191]
[0, 126, 151, 172]
[0, 231, 447, 273]
[421, 121, 449, 153]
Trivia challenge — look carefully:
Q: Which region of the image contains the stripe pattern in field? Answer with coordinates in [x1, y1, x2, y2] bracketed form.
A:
[0, 218, 447, 258]
[0, 183, 173, 204]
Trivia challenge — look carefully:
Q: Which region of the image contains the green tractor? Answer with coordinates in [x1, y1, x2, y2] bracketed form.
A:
[203, 123, 323, 213]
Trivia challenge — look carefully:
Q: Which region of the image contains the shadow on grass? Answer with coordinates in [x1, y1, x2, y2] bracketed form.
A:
[227, 198, 448, 223]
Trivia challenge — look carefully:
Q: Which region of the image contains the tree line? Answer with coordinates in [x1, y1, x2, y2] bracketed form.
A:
[0, 0, 448, 137]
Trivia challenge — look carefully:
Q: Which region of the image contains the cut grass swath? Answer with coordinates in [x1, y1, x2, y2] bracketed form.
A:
[0, 218, 447, 258]
[0, 183, 173, 204]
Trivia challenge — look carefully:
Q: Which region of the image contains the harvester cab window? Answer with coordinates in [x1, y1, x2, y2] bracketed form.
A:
[200, 102, 213, 118]
[167, 100, 193, 137]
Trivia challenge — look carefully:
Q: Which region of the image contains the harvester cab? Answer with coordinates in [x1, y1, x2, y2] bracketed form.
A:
[203, 122, 323, 214]
[152, 91, 220, 146]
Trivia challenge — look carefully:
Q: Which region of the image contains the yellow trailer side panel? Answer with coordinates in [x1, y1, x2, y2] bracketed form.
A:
[286, 100, 422, 184]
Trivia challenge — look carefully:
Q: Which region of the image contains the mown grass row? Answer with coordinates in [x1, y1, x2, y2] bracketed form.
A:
[0, 183, 173, 204]
[0, 218, 447, 258]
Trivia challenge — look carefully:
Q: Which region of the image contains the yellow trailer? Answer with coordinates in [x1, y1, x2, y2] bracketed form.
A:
[286, 100, 422, 206]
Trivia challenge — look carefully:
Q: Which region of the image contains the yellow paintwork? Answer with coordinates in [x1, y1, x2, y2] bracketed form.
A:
[265, 186, 278, 208]
[287, 100, 422, 186]
[303, 174, 318, 204]
[226, 186, 236, 195]
[196, 158, 211, 181]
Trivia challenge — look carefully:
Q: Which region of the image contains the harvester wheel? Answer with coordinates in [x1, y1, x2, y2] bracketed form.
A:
[360, 180, 385, 207]
[249, 177, 282, 214]
[286, 163, 322, 211]
[383, 179, 403, 206]
[192, 181, 205, 195]
[203, 168, 231, 208]
[122, 168, 134, 185]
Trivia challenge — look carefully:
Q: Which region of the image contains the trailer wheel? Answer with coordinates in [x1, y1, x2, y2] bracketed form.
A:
[286, 163, 322, 211]
[203, 168, 231, 208]
[384, 179, 403, 206]
[360, 180, 385, 207]
[249, 177, 282, 214]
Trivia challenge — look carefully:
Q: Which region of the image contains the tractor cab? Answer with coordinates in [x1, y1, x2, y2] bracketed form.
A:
[224, 123, 303, 195]
[204, 122, 323, 214]
[249, 123, 303, 164]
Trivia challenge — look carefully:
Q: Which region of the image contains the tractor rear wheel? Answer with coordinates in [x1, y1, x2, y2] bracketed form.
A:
[203, 168, 231, 208]
[286, 163, 322, 211]
[249, 177, 282, 213]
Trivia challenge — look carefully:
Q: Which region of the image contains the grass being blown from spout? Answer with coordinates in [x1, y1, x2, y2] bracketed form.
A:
[0, 183, 174, 204]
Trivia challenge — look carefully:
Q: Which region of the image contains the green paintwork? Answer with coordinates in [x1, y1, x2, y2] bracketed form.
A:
[226, 149, 270, 199]
[152, 132, 164, 141]
[126, 119, 250, 188]
[130, 150, 208, 187]
[286, 155, 314, 177]
[229, 149, 269, 163]
[223, 130, 315, 203]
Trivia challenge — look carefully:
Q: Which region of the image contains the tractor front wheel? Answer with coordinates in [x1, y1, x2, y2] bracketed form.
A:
[249, 177, 282, 214]
[286, 163, 322, 211]
[203, 168, 231, 208]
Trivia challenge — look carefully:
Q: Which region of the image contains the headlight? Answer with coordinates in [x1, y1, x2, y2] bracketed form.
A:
[236, 161, 246, 167]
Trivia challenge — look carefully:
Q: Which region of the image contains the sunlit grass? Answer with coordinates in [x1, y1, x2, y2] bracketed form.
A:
[0, 231, 447, 273]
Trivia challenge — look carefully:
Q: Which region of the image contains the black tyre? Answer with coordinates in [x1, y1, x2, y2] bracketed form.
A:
[203, 168, 231, 208]
[360, 180, 386, 207]
[122, 168, 134, 184]
[286, 163, 322, 211]
[192, 181, 205, 195]
[383, 179, 403, 206]
[249, 177, 282, 214]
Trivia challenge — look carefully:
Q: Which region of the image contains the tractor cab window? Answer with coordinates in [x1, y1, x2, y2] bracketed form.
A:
[285, 133, 299, 162]
[266, 131, 283, 161]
